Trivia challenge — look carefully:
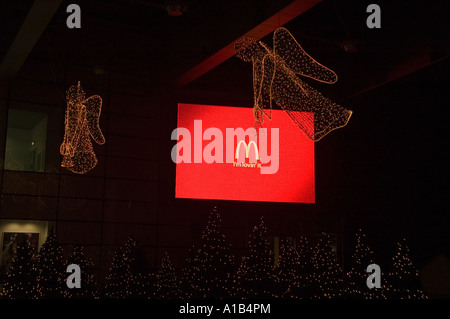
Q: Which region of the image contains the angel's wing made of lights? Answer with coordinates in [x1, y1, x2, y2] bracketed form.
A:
[254, 54, 276, 124]
[273, 27, 338, 84]
[83, 95, 105, 145]
[60, 82, 105, 174]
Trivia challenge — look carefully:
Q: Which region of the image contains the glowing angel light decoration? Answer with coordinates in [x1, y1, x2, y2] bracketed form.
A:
[235, 27, 352, 141]
[60, 82, 105, 174]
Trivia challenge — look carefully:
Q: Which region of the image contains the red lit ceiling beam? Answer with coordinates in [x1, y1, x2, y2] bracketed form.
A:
[174, 0, 323, 88]
[0, 0, 63, 80]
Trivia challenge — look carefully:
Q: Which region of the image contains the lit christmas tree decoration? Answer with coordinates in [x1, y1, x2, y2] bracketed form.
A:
[155, 251, 178, 299]
[387, 238, 428, 299]
[278, 238, 302, 298]
[35, 231, 66, 299]
[311, 233, 346, 299]
[124, 236, 153, 298]
[103, 236, 151, 299]
[1, 241, 38, 299]
[104, 238, 128, 298]
[60, 81, 105, 174]
[103, 246, 132, 299]
[347, 228, 387, 299]
[179, 246, 200, 298]
[295, 235, 318, 299]
[180, 206, 235, 298]
[235, 27, 352, 141]
[64, 243, 99, 299]
[233, 216, 278, 298]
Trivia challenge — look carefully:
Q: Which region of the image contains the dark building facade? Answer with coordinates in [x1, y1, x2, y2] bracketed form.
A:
[0, 0, 449, 297]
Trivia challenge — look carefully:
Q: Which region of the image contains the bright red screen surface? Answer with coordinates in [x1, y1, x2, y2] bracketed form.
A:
[174, 103, 315, 203]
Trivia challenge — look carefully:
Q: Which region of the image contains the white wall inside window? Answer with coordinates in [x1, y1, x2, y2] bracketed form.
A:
[0, 220, 50, 247]
[4, 109, 48, 172]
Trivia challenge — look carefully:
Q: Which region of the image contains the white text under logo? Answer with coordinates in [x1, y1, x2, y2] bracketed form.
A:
[234, 140, 261, 169]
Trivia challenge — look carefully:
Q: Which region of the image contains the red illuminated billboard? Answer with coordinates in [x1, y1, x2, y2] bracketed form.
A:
[172, 103, 315, 203]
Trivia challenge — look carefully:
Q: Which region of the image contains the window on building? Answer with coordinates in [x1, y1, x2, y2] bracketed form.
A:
[4, 109, 48, 172]
[0, 219, 52, 276]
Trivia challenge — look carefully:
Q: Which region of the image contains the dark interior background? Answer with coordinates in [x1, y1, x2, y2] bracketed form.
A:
[0, 0, 449, 294]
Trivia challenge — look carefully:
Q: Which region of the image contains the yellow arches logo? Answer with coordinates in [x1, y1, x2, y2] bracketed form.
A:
[171, 120, 280, 174]
[234, 140, 261, 169]
[235, 140, 259, 163]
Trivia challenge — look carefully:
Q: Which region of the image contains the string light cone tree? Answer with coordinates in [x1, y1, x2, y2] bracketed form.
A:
[387, 238, 427, 299]
[234, 216, 278, 298]
[103, 246, 132, 298]
[347, 229, 386, 299]
[64, 243, 98, 299]
[277, 239, 302, 298]
[180, 206, 235, 298]
[124, 236, 153, 298]
[311, 233, 346, 299]
[155, 251, 178, 299]
[1, 241, 38, 299]
[103, 237, 152, 299]
[179, 246, 201, 298]
[35, 230, 66, 299]
[296, 235, 318, 299]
